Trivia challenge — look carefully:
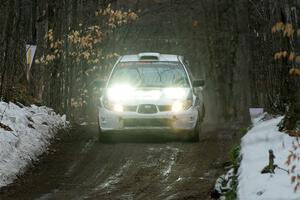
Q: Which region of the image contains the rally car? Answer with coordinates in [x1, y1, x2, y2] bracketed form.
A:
[97, 53, 205, 141]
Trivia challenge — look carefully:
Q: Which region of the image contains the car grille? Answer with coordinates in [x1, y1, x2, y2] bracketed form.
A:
[123, 105, 137, 112]
[123, 118, 172, 127]
[122, 104, 172, 113]
[137, 104, 158, 114]
[158, 105, 172, 112]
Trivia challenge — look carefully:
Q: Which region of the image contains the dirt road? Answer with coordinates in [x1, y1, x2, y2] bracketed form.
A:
[0, 124, 241, 200]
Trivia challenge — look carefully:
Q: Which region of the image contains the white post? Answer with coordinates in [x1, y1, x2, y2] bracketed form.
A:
[26, 44, 37, 82]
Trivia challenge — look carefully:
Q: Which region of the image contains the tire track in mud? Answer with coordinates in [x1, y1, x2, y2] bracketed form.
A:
[0, 124, 241, 200]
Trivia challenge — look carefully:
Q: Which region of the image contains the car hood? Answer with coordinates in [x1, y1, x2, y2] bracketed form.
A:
[105, 87, 191, 105]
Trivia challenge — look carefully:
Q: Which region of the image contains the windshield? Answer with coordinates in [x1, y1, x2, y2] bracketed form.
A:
[108, 62, 190, 88]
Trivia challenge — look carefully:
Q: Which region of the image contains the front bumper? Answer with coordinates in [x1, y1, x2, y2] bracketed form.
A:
[98, 107, 198, 133]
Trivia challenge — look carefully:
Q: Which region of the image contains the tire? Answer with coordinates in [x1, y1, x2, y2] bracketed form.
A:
[189, 122, 200, 142]
[189, 111, 203, 142]
[97, 114, 103, 142]
[202, 105, 205, 122]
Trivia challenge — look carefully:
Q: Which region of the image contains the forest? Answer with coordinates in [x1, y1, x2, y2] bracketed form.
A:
[0, 0, 299, 131]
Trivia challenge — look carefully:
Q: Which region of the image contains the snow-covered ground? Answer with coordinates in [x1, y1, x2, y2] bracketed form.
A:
[238, 115, 300, 200]
[0, 102, 67, 188]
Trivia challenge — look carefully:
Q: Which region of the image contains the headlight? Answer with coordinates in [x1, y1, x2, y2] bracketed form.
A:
[171, 100, 192, 113]
[164, 88, 186, 100]
[107, 85, 135, 101]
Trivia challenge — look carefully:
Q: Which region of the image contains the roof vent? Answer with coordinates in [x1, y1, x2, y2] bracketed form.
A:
[138, 53, 160, 61]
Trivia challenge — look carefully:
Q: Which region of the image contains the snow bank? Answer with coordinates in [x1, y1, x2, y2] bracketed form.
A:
[238, 115, 300, 200]
[0, 102, 67, 188]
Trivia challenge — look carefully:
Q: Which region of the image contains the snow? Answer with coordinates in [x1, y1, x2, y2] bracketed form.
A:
[0, 102, 68, 188]
[238, 114, 300, 200]
[214, 168, 235, 199]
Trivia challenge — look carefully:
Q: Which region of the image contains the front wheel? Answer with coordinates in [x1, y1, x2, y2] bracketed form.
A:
[189, 111, 203, 142]
[97, 114, 104, 142]
[189, 122, 200, 142]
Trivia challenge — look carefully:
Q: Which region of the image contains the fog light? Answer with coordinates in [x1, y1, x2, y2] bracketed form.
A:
[172, 101, 183, 113]
[113, 103, 123, 112]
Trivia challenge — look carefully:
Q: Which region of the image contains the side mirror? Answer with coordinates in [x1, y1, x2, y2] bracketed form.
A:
[93, 80, 106, 88]
[192, 79, 205, 87]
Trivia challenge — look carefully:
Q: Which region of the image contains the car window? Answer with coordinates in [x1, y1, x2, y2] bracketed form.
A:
[108, 62, 190, 88]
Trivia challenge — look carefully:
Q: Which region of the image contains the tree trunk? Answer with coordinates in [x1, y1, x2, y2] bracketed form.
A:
[0, 0, 16, 97]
